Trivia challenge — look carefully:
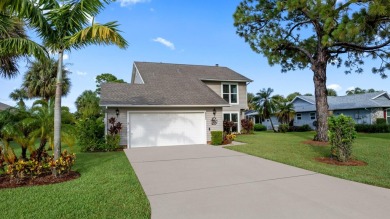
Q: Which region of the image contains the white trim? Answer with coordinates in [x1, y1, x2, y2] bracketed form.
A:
[221, 83, 239, 105]
[200, 79, 252, 82]
[290, 96, 315, 105]
[127, 110, 207, 148]
[222, 111, 241, 133]
[133, 63, 145, 84]
[371, 92, 388, 100]
[101, 104, 230, 107]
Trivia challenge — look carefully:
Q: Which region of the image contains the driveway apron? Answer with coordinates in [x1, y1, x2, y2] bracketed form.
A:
[125, 145, 390, 219]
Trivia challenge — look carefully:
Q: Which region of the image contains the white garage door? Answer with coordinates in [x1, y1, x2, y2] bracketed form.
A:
[128, 112, 206, 148]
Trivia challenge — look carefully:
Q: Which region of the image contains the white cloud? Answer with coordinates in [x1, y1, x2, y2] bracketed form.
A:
[63, 54, 69, 60]
[153, 37, 175, 50]
[118, 0, 150, 7]
[327, 84, 342, 91]
[76, 71, 87, 76]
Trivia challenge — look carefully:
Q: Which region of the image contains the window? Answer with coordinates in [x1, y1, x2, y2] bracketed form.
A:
[223, 113, 238, 132]
[310, 112, 316, 120]
[222, 84, 238, 104]
[387, 109, 390, 124]
[296, 113, 302, 120]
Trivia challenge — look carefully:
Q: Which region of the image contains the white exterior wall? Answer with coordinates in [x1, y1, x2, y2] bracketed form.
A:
[105, 107, 223, 146]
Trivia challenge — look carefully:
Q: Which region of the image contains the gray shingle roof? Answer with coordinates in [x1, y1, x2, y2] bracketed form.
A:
[0, 102, 11, 111]
[294, 92, 390, 112]
[100, 62, 251, 106]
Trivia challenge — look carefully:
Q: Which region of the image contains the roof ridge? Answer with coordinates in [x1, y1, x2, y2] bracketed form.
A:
[134, 61, 227, 68]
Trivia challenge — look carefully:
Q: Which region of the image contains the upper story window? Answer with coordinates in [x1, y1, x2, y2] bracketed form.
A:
[310, 112, 316, 120]
[296, 113, 302, 120]
[222, 84, 238, 104]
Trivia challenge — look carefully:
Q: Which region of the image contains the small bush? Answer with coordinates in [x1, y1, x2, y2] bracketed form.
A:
[328, 114, 357, 162]
[254, 124, 267, 131]
[279, 124, 289, 133]
[288, 124, 312, 132]
[355, 124, 390, 133]
[102, 117, 123, 151]
[223, 121, 235, 133]
[211, 131, 223, 145]
[241, 119, 254, 134]
[375, 118, 386, 125]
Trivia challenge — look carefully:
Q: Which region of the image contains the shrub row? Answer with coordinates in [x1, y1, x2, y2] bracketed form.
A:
[288, 124, 312, 132]
[355, 124, 390, 133]
[254, 124, 267, 131]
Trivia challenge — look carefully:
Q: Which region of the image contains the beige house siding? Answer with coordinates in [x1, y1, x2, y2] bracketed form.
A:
[203, 81, 248, 112]
[105, 107, 223, 146]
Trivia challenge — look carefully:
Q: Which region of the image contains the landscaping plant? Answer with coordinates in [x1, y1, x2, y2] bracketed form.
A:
[328, 114, 357, 162]
[211, 131, 223, 145]
[241, 119, 254, 134]
[254, 124, 267, 131]
[105, 117, 122, 151]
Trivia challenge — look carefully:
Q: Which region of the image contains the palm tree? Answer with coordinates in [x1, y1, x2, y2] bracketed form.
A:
[247, 92, 256, 110]
[275, 101, 295, 125]
[22, 57, 71, 102]
[3, 0, 128, 160]
[9, 88, 28, 109]
[326, 88, 337, 96]
[253, 88, 278, 132]
[0, 11, 47, 78]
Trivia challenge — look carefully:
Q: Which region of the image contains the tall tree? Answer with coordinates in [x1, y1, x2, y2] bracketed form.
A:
[3, 0, 128, 160]
[0, 12, 46, 78]
[253, 88, 278, 132]
[9, 88, 28, 109]
[95, 73, 125, 94]
[22, 57, 71, 102]
[327, 88, 338, 96]
[75, 90, 101, 119]
[286, 92, 301, 101]
[346, 87, 380, 95]
[234, 0, 390, 141]
[247, 92, 256, 110]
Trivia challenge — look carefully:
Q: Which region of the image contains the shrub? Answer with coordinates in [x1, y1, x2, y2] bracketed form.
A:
[328, 114, 357, 162]
[289, 124, 313, 132]
[241, 119, 254, 134]
[254, 124, 267, 131]
[279, 124, 289, 133]
[6, 150, 76, 181]
[225, 133, 236, 142]
[211, 131, 223, 145]
[355, 124, 390, 133]
[103, 117, 123, 151]
[223, 121, 235, 133]
[76, 117, 105, 152]
[375, 118, 386, 125]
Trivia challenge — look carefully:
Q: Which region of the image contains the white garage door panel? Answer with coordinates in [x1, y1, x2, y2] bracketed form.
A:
[129, 112, 206, 147]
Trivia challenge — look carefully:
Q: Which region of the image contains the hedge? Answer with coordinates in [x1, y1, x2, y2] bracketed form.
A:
[355, 124, 390, 133]
[211, 131, 223, 145]
[254, 124, 267, 131]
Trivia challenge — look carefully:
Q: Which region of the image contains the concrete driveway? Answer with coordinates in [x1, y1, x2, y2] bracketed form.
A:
[125, 145, 390, 219]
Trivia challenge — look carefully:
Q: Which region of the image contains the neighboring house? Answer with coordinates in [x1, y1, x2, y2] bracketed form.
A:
[0, 102, 11, 111]
[100, 62, 252, 148]
[246, 92, 390, 130]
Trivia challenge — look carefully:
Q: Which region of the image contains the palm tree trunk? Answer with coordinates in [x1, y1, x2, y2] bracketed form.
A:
[312, 58, 329, 142]
[37, 138, 47, 162]
[269, 116, 277, 132]
[21, 147, 27, 160]
[54, 50, 63, 161]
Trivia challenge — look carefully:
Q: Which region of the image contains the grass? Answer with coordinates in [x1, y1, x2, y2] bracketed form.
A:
[227, 131, 390, 189]
[0, 143, 151, 219]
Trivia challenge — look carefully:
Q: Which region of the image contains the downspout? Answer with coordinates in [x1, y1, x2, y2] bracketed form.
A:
[105, 106, 108, 136]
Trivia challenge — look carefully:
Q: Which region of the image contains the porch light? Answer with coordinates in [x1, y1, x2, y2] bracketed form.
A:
[116, 108, 120, 117]
[213, 108, 216, 116]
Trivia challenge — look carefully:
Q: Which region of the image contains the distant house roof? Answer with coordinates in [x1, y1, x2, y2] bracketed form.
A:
[292, 92, 390, 112]
[0, 102, 11, 111]
[100, 62, 252, 107]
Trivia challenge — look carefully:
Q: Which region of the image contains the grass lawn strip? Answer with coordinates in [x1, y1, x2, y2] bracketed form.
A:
[227, 132, 390, 189]
[0, 151, 151, 219]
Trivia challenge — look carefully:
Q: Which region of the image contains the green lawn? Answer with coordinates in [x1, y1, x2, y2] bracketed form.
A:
[0, 144, 151, 218]
[227, 131, 390, 189]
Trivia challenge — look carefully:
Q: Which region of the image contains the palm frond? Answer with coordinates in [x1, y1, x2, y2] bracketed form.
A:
[0, 37, 48, 60]
[68, 22, 128, 50]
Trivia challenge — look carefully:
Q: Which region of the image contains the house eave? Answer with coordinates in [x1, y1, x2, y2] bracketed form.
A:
[200, 78, 253, 82]
[100, 104, 231, 108]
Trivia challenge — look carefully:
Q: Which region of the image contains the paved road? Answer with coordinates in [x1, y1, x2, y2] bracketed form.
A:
[125, 145, 390, 219]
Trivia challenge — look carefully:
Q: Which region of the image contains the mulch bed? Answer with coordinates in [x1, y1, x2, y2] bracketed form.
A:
[302, 140, 329, 147]
[0, 171, 80, 189]
[315, 157, 367, 166]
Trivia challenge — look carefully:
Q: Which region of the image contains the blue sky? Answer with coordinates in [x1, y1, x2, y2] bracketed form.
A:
[1, 0, 389, 112]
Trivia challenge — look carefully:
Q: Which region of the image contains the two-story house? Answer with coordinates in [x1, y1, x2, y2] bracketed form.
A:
[100, 62, 252, 148]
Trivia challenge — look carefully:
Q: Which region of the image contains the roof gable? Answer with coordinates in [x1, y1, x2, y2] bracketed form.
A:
[0, 102, 11, 111]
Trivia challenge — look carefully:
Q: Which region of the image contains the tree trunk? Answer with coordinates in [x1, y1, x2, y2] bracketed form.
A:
[21, 147, 27, 160]
[269, 116, 277, 132]
[37, 138, 47, 162]
[312, 59, 329, 142]
[54, 50, 63, 161]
